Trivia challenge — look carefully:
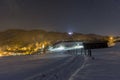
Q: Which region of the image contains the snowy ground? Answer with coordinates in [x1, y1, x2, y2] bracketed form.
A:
[0, 53, 72, 80]
[72, 46, 120, 80]
[1, 44, 120, 80]
[0, 52, 84, 80]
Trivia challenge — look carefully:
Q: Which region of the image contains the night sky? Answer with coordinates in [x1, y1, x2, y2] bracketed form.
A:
[0, 0, 120, 35]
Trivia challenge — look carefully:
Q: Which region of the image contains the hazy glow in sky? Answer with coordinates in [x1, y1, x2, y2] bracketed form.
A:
[0, 0, 120, 35]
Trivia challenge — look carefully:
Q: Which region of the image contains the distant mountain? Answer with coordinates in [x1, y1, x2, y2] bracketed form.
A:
[0, 29, 108, 56]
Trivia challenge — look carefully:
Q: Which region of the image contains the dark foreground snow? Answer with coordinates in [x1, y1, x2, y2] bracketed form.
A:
[0, 53, 84, 80]
[73, 46, 120, 80]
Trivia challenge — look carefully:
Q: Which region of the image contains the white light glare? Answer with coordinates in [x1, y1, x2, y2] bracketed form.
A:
[48, 46, 65, 51]
[74, 45, 84, 49]
[56, 46, 65, 50]
[68, 32, 73, 35]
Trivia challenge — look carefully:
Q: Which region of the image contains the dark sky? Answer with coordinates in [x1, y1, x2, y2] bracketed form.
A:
[0, 0, 120, 35]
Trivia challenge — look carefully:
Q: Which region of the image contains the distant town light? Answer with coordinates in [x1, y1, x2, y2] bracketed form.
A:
[0, 54, 3, 57]
[68, 32, 73, 35]
[42, 44, 45, 49]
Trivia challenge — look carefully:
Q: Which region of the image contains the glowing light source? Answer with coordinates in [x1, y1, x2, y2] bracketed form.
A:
[74, 45, 84, 49]
[48, 43, 84, 52]
[0, 54, 3, 57]
[56, 46, 65, 50]
[42, 44, 45, 49]
[68, 32, 73, 35]
[109, 36, 113, 40]
[48, 45, 65, 52]
[108, 36, 115, 47]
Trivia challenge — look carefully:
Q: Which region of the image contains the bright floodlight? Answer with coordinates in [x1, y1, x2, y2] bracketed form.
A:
[68, 32, 73, 35]
[48, 45, 65, 52]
